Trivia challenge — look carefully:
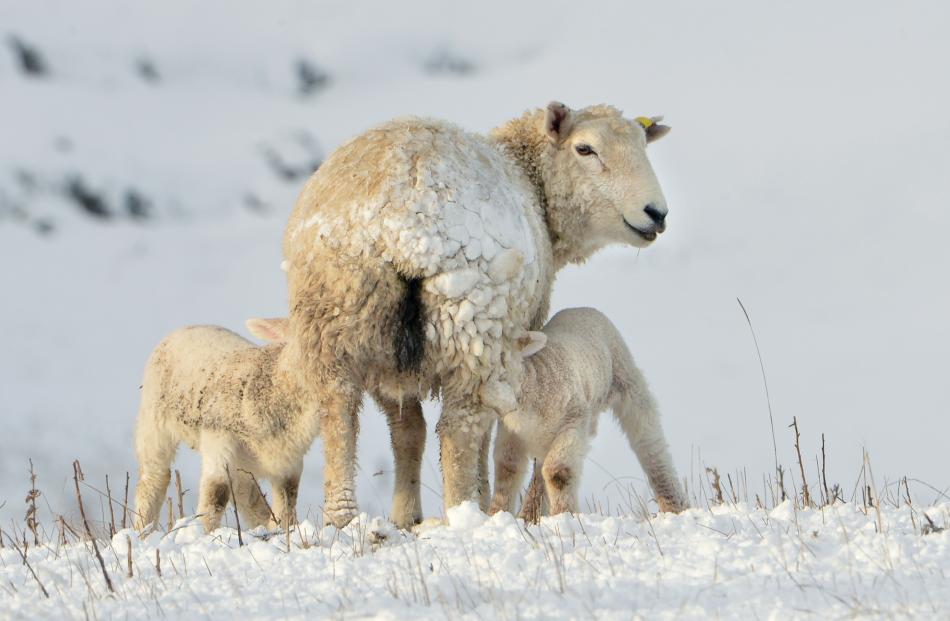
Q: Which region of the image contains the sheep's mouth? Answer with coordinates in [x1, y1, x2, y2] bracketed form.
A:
[624, 220, 658, 242]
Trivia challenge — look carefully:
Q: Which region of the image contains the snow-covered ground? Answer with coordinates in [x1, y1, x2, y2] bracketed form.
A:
[4, 501, 950, 619]
[2, 0, 950, 617]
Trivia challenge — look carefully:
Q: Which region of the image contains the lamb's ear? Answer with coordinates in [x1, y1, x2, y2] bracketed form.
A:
[516, 331, 547, 357]
[544, 101, 573, 143]
[636, 115, 671, 143]
[246, 318, 289, 342]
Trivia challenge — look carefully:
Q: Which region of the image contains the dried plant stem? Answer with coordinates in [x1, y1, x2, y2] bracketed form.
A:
[10, 535, 49, 598]
[26, 459, 40, 546]
[126, 535, 134, 578]
[821, 433, 830, 506]
[105, 474, 116, 536]
[122, 472, 130, 529]
[790, 417, 811, 507]
[73, 460, 115, 593]
[225, 464, 243, 547]
[737, 298, 780, 488]
[175, 470, 185, 519]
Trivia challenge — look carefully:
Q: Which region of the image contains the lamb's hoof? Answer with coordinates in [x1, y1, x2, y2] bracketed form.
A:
[657, 496, 688, 514]
[391, 509, 423, 531]
[411, 517, 445, 534]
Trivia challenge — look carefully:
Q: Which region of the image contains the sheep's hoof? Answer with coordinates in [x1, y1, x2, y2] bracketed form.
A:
[323, 505, 358, 528]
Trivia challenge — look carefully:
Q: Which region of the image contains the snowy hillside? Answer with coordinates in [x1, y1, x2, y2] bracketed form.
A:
[3, 0, 950, 617]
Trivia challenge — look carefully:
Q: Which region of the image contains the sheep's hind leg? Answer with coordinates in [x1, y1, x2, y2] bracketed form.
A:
[376, 392, 426, 529]
[436, 398, 495, 513]
[133, 411, 178, 531]
[318, 375, 362, 528]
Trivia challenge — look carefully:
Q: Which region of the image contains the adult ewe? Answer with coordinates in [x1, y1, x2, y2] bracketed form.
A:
[134, 319, 312, 533]
[489, 308, 686, 519]
[283, 102, 671, 528]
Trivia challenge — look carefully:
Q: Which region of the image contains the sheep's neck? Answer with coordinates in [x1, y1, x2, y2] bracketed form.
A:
[489, 112, 564, 262]
[273, 345, 321, 443]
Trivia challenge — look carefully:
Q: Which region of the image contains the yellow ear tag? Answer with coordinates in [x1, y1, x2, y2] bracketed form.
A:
[635, 116, 654, 129]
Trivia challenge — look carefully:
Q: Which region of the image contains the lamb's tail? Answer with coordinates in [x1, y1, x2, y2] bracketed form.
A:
[132, 396, 179, 531]
[394, 276, 425, 373]
[613, 379, 687, 513]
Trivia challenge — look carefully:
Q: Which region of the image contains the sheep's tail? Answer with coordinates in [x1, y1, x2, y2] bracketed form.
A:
[613, 376, 687, 513]
[132, 397, 179, 531]
[394, 275, 425, 373]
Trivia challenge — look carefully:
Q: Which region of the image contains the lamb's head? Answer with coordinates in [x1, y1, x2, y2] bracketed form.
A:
[537, 102, 670, 265]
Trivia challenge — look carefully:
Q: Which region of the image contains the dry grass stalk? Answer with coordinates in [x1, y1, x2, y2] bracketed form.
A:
[706, 467, 724, 505]
[225, 464, 243, 546]
[25, 459, 40, 546]
[790, 417, 811, 507]
[821, 433, 830, 506]
[126, 535, 134, 578]
[175, 470, 185, 519]
[121, 472, 129, 529]
[72, 460, 115, 593]
[155, 548, 162, 577]
[9, 534, 49, 598]
[105, 474, 116, 536]
[166, 497, 174, 532]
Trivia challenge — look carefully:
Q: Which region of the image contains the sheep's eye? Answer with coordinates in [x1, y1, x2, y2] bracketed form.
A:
[574, 144, 595, 156]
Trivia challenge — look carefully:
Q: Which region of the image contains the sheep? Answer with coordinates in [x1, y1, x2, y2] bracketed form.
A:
[282, 102, 672, 528]
[488, 308, 687, 519]
[133, 318, 315, 533]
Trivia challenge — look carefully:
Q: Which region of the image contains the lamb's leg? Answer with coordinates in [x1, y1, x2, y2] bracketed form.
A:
[614, 393, 687, 513]
[233, 471, 272, 529]
[376, 393, 426, 529]
[477, 427, 492, 512]
[436, 398, 495, 513]
[271, 463, 302, 530]
[133, 405, 178, 531]
[318, 376, 362, 527]
[541, 420, 589, 516]
[489, 423, 527, 515]
[518, 461, 547, 523]
[195, 432, 238, 532]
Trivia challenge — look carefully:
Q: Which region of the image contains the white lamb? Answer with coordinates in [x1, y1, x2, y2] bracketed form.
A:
[133, 318, 314, 532]
[490, 308, 686, 518]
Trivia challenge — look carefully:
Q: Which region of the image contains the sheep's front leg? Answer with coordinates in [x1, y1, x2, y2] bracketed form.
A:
[376, 393, 426, 529]
[318, 377, 362, 528]
[541, 420, 590, 516]
[489, 423, 528, 515]
[436, 400, 495, 513]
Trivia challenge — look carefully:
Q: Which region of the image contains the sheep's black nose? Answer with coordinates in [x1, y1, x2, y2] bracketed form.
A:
[644, 203, 667, 226]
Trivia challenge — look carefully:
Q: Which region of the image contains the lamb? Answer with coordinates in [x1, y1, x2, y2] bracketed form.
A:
[490, 308, 687, 518]
[282, 102, 672, 527]
[133, 318, 315, 533]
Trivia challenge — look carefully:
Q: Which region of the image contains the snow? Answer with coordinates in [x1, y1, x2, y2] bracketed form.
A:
[3, 0, 950, 617]
[3, 503, 950, 619]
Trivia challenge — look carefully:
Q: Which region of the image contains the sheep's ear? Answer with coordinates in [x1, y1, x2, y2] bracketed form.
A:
[516, 331, 547, 357]
[246, 318, 289, 342]
[544, 101, 573, 143]
[636, 115, 671, 143]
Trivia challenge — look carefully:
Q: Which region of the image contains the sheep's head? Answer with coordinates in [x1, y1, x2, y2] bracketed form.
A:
[539, 102, 670, 264]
